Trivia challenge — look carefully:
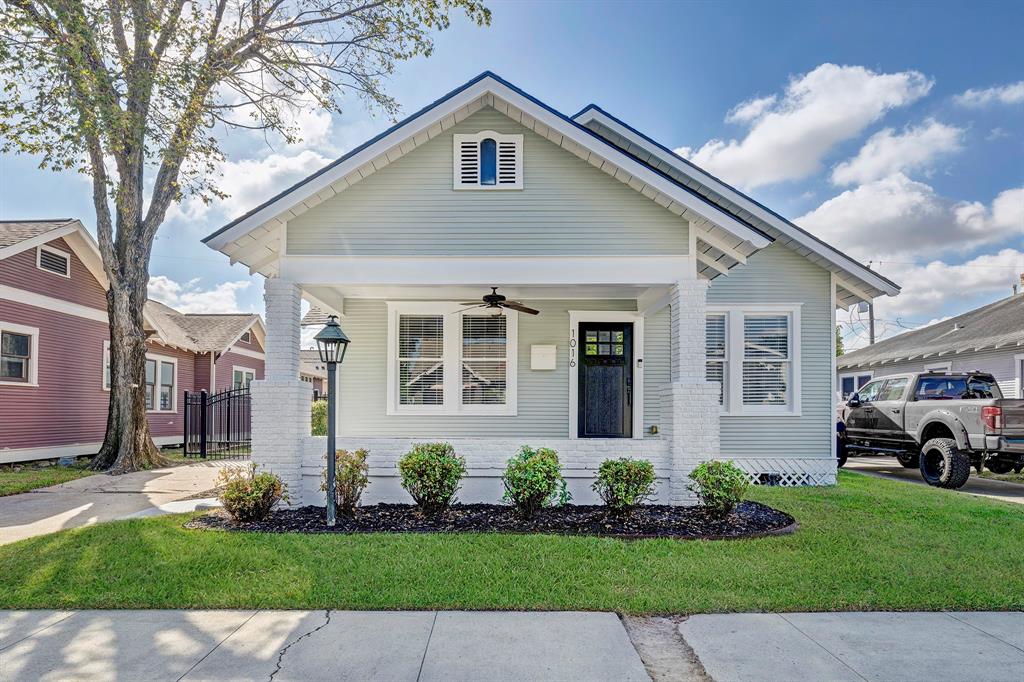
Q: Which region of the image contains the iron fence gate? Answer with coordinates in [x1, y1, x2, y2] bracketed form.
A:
[183, 388, 251, 459]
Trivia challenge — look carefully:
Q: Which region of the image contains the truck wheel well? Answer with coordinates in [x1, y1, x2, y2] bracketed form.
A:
[920, 422, 955, 444]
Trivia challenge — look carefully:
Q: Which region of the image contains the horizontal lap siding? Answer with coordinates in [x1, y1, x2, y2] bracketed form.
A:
[286, 108, 689, 256]
[337, 299, 669, 439]
[215, 349, 265, 392]
[0, 237, 107, 309]
[708, 244, 833, 459]
[0, 300, 109, 450]
[144, 343, 196, 440]
[193, 352, 212, 392]
[846, 350, 1021, 399]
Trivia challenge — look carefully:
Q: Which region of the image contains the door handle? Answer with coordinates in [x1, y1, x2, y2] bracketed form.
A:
[892, 408, 901, 414]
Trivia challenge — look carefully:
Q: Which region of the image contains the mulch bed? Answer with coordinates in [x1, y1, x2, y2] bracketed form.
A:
[186, 501, 797, 540]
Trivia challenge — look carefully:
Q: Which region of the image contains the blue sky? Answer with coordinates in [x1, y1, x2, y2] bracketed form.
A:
[1, 0, 1021, 349]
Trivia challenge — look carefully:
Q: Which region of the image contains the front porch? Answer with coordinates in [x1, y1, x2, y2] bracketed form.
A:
[254, 254, 723, 506]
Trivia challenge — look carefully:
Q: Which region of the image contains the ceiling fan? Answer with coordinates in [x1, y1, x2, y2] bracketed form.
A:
[455, 287, 539, 315]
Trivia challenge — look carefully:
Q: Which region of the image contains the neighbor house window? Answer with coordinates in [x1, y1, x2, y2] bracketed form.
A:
[0, 324, 37, 385]
[705, 314, 727, 405]
[453, 131, 523, 189]
[839, 373, 872, 400]
[707, 307, 801, 415]
[232, 367, 255, 390]
[140, 354, 176, 411]
[388, 302, 518, 415]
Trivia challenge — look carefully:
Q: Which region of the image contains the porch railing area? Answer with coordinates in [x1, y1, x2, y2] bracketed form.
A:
[183, 388, 251, 459]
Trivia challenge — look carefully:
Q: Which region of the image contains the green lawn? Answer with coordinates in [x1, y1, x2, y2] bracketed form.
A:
[0, 463, 94, 496]
[0, 471, 1021, 613]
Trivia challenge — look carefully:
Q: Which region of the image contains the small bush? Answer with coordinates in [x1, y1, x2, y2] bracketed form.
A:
[593, 458, 656, 514]
[217, 463, 287, 523]
[502, 445, 570, 519]
[311, 400, 327, 436]
[320, 449, 369, 516]
[398, 442, 466, 515]
[688, 460, 750, 516]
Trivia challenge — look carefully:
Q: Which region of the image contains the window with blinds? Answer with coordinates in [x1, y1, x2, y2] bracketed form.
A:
[705, 314, 727, 405]
[462, 315, 507, 405]
[398, 315, 445, 406]
[742, 315, 790, 406]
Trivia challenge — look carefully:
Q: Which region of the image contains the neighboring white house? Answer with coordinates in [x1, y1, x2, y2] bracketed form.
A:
[838, 289, 1024, 401]
[203, 72, 899, 506]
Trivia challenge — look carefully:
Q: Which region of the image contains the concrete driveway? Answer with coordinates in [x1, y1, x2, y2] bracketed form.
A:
[0, 461, 236, 546]
[844, 456, 1024, 505]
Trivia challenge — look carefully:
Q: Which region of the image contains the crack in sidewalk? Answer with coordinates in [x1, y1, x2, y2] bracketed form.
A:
[268, 610, 332, 681]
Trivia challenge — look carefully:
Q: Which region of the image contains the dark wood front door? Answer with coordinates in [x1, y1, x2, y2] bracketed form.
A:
[578, 322, 633, 438]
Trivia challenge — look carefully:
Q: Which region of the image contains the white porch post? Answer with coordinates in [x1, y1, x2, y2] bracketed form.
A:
[663, 279, 721, 505]
[250, 278, 310, 501]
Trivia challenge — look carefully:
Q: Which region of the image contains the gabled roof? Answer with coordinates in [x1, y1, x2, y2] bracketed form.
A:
[0, 218, 76, 249]
[837, 294, 1024, 369]
[203, 71, 773, 281]
[299, 349, 328, 379]
[144, 301, 264, 355]
[571, 104, 900, 306]
[0, 218, 108, 287]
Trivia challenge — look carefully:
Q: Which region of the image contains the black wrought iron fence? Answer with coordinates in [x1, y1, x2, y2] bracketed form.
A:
[183, 388, 251, 459]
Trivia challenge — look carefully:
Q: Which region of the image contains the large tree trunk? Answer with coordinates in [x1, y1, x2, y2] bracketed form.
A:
[90, 243, 169, 473]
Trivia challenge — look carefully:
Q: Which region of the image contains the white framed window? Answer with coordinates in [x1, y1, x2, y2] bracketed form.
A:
[453, 131, 523, 190]
[386, 302, 518, 415]
[36, 245, 71, 277]
[232, 366, 256, 390]
[707, 305, 802, 416]
[705, 313, 727, 406]
[0, 322, 39, 386]
[838, 371, 873, 400]
[239, 330, 252, 344]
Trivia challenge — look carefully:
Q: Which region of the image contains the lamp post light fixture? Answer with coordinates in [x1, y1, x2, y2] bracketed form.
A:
[314, 315, 350, 527]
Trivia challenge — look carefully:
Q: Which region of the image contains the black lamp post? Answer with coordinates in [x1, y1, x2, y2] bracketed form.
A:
[314, 315, 350, 527]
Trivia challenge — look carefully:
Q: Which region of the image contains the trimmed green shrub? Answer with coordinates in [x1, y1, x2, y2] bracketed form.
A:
[593, 458, 656, 514]
[320, 449, 369, 517]
[217, 463, 287, 523]
[398, 442, 466, 515]
[502, 445, 570, 519]
[688, 460, 750, 516]
[311, 400, 327, 436]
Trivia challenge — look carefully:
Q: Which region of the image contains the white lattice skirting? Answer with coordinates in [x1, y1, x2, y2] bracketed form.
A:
[731, 457, 838, 487]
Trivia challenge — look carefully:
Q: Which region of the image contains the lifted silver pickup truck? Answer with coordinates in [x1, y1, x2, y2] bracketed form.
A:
[838, 371, 1024, 488]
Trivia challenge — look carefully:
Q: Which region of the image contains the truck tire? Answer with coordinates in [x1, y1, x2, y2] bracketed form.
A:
[896, 452, 919, 468]
[919, 438, 971, 489]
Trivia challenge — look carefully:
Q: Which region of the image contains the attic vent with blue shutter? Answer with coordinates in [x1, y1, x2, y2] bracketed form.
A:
[453, 131, 523, 190]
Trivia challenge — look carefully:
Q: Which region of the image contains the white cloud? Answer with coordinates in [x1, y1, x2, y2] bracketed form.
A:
[954, 80, 1024, 107]
[173, 149, 330, 222]
[831, 119, 964, 186]
[869, 248, 1024, 327]
[148, 275, 253, 314]
[796, 174, 1024, 261]
[725, 95, 776, 124]
[675, 63, 932, 189]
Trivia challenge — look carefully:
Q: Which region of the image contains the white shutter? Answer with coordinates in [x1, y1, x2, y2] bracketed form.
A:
[453, 131, 523, 190]
[742, 315, 790, 406]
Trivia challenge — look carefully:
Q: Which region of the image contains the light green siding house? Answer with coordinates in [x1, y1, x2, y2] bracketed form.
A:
[204, 73, 899, 506]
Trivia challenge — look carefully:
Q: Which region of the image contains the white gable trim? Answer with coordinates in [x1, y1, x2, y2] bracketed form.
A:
[204, 74, 770, 255]
[574, 105, 899, 300]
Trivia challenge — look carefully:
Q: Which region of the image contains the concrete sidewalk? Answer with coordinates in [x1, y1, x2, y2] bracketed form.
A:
[845, 456, 1024, 505]
[680, 611, 1024, 682]
[0, 610, 649, 681]
[0, 462, 235, 546]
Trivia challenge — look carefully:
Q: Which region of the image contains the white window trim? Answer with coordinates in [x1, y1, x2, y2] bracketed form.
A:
[36, 244, 71, 278]
[386, 301, 518, 416]
[105, 343, 179, 411]
[232, 365, 257, 389]
[708, 304, 802, 417]
[452, 130, 524, 190]
[1015, 353, 1024, 399]
[838, 370, 874, 401]
[567, 310, 645, 440]
[0, 321, 40, 387]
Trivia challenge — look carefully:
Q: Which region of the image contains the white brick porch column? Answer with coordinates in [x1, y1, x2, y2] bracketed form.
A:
[250, 279, 310, 500]
[662, 279, 721, 505]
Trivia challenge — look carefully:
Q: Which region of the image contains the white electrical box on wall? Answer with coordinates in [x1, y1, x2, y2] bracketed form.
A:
[530, 345, 557, 370]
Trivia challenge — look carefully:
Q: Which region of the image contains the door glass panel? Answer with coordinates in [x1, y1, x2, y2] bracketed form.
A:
[585, 344, 597, 355]
[878, 378, 907, 401]
[598, 331, 610, 342]
[598, 344, 610, 355]
[585, 331, 597, 342]
[857, 379, 884, 402]
[613, 344, 624, 356]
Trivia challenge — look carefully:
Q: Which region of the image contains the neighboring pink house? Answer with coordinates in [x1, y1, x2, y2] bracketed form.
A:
[0, 219, 267, 463]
